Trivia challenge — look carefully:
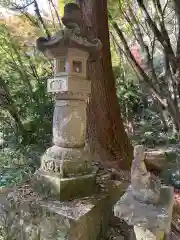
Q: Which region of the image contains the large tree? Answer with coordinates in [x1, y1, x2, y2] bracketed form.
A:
[76, 0, 133, 169]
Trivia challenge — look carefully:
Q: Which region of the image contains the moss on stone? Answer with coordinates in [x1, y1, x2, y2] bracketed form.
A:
[31, 169, 97, 201]
[0, 180, 125, 240]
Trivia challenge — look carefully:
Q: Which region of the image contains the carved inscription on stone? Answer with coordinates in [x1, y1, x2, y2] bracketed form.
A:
[47, 76, 67, 92]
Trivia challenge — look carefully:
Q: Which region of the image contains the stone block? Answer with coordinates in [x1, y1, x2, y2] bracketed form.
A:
[31, 169, 97, 201]
[114, 185, 174, 233]
[53, 100, 87, 148]
[133, 226, 164, 240]
[0, 181, 124, 240]
[47, 75, 91, 95]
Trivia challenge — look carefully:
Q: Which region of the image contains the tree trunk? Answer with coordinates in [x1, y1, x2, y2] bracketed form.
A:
[155, 101, 168, 132]
[167, 102, 180, 134]
[77, 0, 133, 169]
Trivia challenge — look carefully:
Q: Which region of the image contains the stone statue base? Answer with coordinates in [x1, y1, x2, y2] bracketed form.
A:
[40, 146, 93, 177]
[0, 180, 124, 240]
[31, 169, 97, 201]
[114, 185, 174, 238]
[30, 145, 97, 201]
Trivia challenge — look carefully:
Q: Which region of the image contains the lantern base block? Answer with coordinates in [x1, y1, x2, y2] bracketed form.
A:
[0, 180, 124, 240]
[31, 169, 97, 201]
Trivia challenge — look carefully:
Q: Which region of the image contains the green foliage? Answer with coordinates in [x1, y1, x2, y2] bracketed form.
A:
[0, 141, 45, 187]
[115, 64, 142, 120]
[0, 167, 30, 188]
[130, 106, 179, 147]
[0, 13, 53, 188]
[0, 16, 53, 144]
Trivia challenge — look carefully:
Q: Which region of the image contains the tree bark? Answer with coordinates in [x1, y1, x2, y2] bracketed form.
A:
[77, 0, 133, 169]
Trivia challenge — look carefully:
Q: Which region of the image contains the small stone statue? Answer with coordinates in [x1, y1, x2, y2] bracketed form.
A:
[131, 145, 161, 204]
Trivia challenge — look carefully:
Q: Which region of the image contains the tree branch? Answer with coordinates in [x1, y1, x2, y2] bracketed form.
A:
[110, 31, 141, 82]
[137, 0, 177, 72]
[11, 1, 34, 10]
[174, 0, 180, 57]
[128, 7, 159, 86]
[48, 0, 62, 28]
[33, 0, 51, 39]
[108, 13, 167, 107]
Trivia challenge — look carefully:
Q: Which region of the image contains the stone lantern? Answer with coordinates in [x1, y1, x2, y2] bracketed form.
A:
[33, 3, 102, 201]
[0, 4, 126, 240]
[48, 48, 90, 150]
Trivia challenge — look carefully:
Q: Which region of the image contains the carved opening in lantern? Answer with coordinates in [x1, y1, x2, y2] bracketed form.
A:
[54, 57, 66, 75]
[72, 60, 82, 73]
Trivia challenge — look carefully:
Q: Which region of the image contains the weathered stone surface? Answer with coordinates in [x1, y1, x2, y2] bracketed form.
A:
[130, 146, 179, 175]
[0, 180, 124, 240]
[47, 74, 91, 95]
[41, 145, 93, 177]
[133, 226, 164, 240]
[114, 185, 174, 233]
[171, 232, 179, 240]
[131, 145, 161, 204]
[55, 91, 91, 101]
[144, 147, 174, 172]
[53, 100, 87, 148]
[31, 169, 97, 201]
[36, 4, 102, 60]
[114, 236, 125, 240]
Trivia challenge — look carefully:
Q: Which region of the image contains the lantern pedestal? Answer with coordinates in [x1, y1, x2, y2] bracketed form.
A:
[31, 75, 97, 200]
[32, 169, 97, 201]
[0, 180, 124, 240]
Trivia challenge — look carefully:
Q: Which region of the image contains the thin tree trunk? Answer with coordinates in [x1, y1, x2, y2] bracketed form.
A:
[77, 0, 133, 169]
[0, 77, 24, 132]
[155, 101, 168, 132]
[167, 101, 180, 133]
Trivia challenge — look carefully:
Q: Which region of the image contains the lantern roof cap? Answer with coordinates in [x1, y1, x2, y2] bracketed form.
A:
[36, 3, 102, 59]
